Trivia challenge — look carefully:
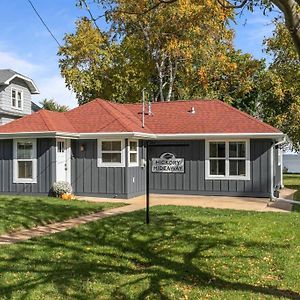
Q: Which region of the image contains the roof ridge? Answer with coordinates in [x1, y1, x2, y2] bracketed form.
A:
[99, 100, 143, 132]
[218, 100, 280, 133]
[109, 102, 150, 131]
[40, 110, 77, 132]
[123, 99, 218, 106]
[96, 100, 130, 131]
[38, 110, 52, 131]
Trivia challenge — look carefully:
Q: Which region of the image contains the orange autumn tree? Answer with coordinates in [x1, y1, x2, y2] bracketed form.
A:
[59, 0, 262, 104]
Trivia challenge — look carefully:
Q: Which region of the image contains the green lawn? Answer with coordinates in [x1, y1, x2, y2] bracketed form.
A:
[0, 195, 125, 235]
[283, 173, 300, 212]
[0, 206, 299, 299]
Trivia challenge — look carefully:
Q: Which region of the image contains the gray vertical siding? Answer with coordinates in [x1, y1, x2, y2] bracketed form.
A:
[71, 140, 127, 197]
[148, 139, 273, 197]
[0, 138, 56, 194]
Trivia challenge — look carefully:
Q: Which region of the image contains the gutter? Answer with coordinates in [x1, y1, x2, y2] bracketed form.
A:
[270, 136, 286, 201]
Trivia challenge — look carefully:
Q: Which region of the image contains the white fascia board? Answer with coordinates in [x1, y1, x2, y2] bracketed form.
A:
[4, 74, 40, 94]
[154, 133, 285, 140]
[0, 131, 79, 139]
[78, 132, 156, 139]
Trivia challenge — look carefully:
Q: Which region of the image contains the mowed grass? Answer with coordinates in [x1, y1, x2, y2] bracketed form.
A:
[0, 195, 125, 235]
[283, 173, 300, 211]
[0, 206, 299, 299]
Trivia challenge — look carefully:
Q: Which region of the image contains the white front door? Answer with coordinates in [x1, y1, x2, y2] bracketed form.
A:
[56, 139, 71, 183]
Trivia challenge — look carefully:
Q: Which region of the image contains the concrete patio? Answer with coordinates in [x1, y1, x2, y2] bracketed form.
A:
[79, 189, 295, 213]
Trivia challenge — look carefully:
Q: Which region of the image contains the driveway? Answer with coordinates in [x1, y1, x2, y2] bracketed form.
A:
[79, 191, 294, 213]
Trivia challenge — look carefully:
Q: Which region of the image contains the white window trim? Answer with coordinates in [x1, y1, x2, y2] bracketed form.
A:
[128, 139, 139, 167]
[13, 139, 37, 183]
[97, 139, 125, 167]
[11, 87, 23, 110]
[205, 139, 250, 180]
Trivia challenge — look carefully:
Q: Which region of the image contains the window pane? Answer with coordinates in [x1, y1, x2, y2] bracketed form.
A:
[57, 141, 65, 153]
[17, 142, 33, 159]
[209, 142, 225, 158]
[238, 143, 246, 158]
[229, 160, 246, 176]
[130, 141, 137, 152]
[17, 91, 22, 100]
[102, 141, 122, 151]
[18, 161, 32, 179]
[102, 141, 111, 151]
[210, 159, 225, 175]
[102, 153, 121, 163]
[12, 90, 16, 98]
[111, 141, 121, 151]
[130, 153, 137, 163]
[229, 142, 246, 158]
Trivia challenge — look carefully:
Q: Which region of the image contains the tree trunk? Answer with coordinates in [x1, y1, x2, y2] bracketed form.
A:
[272, 0, 300, 58]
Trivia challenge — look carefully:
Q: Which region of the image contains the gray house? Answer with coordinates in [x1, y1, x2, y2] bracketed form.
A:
[0, 69, 40, 125]
[0, 99, 284, 199]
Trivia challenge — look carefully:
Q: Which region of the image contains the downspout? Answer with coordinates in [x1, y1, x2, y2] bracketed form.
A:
[270, 136, 286, 201]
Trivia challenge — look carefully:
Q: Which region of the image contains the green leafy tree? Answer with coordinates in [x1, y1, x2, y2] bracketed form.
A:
[39, 99, 69, 112]
[258, 20, 300, 149]
[59, 1, 262, 107]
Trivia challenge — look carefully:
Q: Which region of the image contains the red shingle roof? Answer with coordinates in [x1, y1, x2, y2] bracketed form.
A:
[0, 99, 281, 135]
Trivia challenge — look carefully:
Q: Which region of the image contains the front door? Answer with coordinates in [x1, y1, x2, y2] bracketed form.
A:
[56, 139, 71, 183]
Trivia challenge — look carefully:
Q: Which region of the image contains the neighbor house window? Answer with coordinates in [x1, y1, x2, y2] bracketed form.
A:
[13, 139, 37, 183]
[206, 140, 250, 180]
[128, 140, 139, 166]
[11, 88, 23, 109]
[97, 139, 125, 167]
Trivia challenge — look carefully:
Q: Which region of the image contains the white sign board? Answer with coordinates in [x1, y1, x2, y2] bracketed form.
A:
[152, 153, 184, 173]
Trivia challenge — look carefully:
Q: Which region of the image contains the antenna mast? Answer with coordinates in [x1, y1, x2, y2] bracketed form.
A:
[142, 89, 145, 128]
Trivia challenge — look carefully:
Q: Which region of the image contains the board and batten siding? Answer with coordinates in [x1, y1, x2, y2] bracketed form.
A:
[71, 139, 146, 198]
[148, 139, 273, 197]
[0, 78, 32, 115]
[0, 139, 56, 194]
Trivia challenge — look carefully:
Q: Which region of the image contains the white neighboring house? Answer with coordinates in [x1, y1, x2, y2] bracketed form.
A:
[283, 153, 300, 173]
[0, 69, 40, 125]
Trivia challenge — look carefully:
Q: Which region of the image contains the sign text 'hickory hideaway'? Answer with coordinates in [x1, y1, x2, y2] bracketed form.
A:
[152, 153, 185, 173]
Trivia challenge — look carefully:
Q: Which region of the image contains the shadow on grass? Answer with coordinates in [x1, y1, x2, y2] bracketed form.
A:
[0, 196, 119, 234]
[0, 208, 299, 299]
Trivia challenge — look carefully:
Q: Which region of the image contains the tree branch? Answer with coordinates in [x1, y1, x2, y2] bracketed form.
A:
[216, 0, 249, 9]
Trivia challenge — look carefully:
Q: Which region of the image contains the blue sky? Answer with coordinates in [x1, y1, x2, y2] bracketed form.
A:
[0, 0, 278, 108]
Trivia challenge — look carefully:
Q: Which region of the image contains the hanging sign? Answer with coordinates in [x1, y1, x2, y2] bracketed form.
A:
[152, 153, 185, 173]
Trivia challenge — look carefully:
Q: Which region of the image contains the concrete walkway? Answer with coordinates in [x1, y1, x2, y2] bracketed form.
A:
[0, 203, 140, 245]
[79, 192, 294, 213]
[0, 190, 294, 245]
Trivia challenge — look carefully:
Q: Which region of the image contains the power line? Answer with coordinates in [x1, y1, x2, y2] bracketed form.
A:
[26, 0, 62, 47]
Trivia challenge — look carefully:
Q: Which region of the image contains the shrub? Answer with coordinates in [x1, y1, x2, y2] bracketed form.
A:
[51, 181, 72, 197]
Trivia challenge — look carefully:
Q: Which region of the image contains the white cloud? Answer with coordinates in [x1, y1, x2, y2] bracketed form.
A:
[32, 76, 77, 108]
[0, 47, 78, 108]
[0, 50, 40, 73]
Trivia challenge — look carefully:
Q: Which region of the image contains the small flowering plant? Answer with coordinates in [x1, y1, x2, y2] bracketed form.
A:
[51, 181, 73, 198]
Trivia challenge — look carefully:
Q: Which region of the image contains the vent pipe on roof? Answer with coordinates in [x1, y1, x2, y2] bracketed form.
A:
[190, 106, 195, 114]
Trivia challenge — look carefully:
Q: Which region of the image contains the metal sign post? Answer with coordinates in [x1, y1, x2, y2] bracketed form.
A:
[146, 141, 150, 224]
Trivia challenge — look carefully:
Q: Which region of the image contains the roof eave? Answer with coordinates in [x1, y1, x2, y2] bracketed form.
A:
[4, 74, 40, 94]
[0, 131, 285, 140]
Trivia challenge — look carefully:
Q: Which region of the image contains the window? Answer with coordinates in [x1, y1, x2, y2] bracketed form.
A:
[57, 141, 65, 153]
[11, 88, 23, 109]
[13, 139, 37, 183]
[128, 140, 139, 166]
[206, 140, 250, 180]
[98, 140, 125, 167]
